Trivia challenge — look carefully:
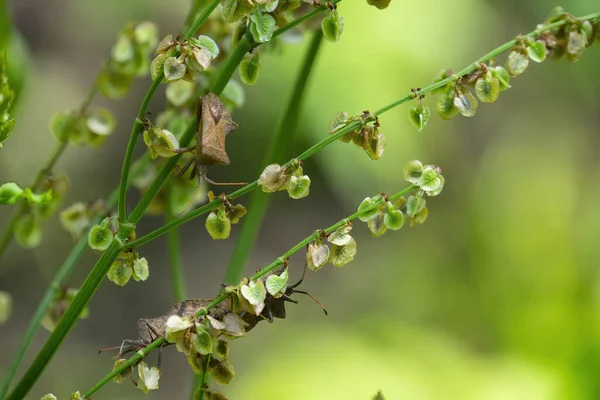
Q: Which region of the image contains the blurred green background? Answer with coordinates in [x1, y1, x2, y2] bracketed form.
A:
[1, 0, 600, 399]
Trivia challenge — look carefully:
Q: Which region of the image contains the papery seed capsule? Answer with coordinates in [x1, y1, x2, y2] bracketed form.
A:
[475, 71, 500, 103]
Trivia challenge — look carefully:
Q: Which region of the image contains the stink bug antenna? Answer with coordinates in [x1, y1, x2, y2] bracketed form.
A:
[97, 346, 120, 354]
[287, 260, 328, 315]
[293, 290, 328, 316]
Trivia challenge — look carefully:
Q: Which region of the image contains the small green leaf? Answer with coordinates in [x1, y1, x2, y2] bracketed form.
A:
[0, 290, 12, 325]
[266, 268, 288, 298]
[306, 242, 330, 271]
[132, 257, 149, 281]
[107, 261, 132, 286]
[287, 175, 311, 199]
[330, 238, 357, 267]
[527, 40, 547, 63]
[384, 204, 404, 230]
[137, 361, 160, 393]
[163, 56, 186, 81]
[321, 10, 345, 43]
[367, 0, 391, 9]
[249, 12, 276, 43]
[239, 53, 261, 86]
[409, 104, 430, 132]
[194, 325, 214, 355]
[506, 48, 529, 76]
[221, 0, 254, 23]
[454, 87, 478, 117]
[475, 71, 499, 103]
[357, 196, 384, 222]
[88, 222, 114, 251]
[205, 208, 232, 240]
[403, 159, 424, 184]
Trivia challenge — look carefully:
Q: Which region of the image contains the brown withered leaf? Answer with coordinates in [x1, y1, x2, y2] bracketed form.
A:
[197, 93, 238, 167]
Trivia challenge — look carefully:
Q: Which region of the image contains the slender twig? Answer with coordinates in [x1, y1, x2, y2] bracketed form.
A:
[224, 30, 324, 285]
[194, 354, 212, 400]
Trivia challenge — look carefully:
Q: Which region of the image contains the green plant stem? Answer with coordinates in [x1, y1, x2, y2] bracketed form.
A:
[84, 183, 418, 396]
[211, 37, 253, 95]
[83, 337, 165, 399]
[183, 0, 219, 39]
[165, 190, 187, 302]
[194, 355, 212, 400]
[223, 30, 324, 285]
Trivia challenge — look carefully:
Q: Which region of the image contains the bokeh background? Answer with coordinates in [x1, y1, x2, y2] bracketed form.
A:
[1, 0, 600, 399]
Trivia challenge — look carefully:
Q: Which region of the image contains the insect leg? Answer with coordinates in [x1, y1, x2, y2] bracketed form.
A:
[175, 158, 195, 179]
[203, 176, 246, 186]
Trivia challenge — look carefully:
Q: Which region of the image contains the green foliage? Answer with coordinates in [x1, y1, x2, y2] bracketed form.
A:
[0, 52, 15, 148]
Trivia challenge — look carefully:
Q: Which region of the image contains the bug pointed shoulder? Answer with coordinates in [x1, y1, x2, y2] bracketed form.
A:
[199, 93, 238, 167]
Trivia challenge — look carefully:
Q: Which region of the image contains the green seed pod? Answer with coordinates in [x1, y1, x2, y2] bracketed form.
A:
[166, 80, 194, 106]
[418, 166, 443, 193]
[107, 261, 132, 286]
[14, 212, 42, 248]
[249, 12, 277, 43]
[194, 325, 213, 356]
[306, 242, 330, 271]
[367, 213, 387, 237]
[351, 129, 369, 150]
[88, 222, 114, 251]
[132, 257, 149, 281]
[321, 10, 345, 43]
[409, 104, 430, 132]
[143, 127, 180, 159]
[287, 175, 311, 199]
[163, 56, 186, 81]
[403, 159, 424, 184]
[240, 280, 267, 314]
[409, 206, 429, 226]
[239, 53, 261, 86]
[330, 238, 357, 267]
[436, 86, 458, 120]
[367, 0, 391, 9]
[207, 391, 229, 400]
[226, 204, 247, 224]
[431, 69, 453, 95]
[491, 66, 511, 91]
[209, 358, 235, 385]
[475, 71, 500, 103]
[186, 47, 212, 72]
[86, 107, 116, 143]
[329, 111, 349, 133]
[506, 47, 529, 76]
[566, 29, 587, 62]
[134, 22, 158, 47]
[0, 182, 22, 204]
[384, 205, 405, 231]
[205, 208, 232, 240]
[69, 392, 82, 400]
[192, 35, 220, 59]
[545, 6, 566, 23]
[41, 395, 58, 400]
[258, 164, 289, 192]
[527, 40, 547, 63]
[137, 361, 160, 393]
[150, 54, 166, 80]
[266, 268, 288, 298]
[358, 196, 384, 222]
[215, 339, 229, 359]
[453, 87, 478, 117]
[97, 69, 134, 99]
[222, 0, 254, 23]
[406, 194, 426, 218]
[49, 111, 78, 143]
[365, 130, 386, 160]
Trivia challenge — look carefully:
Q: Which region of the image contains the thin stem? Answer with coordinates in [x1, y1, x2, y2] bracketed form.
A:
[165, 189, 187, 302]
[194, 355, 212, 400]
[183, 0, 219, 39]
[83, 338, 166, 399]
[223, 30, 324, 285]
[210, 37, 253, 96]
